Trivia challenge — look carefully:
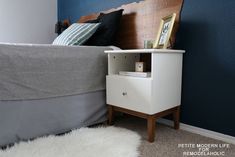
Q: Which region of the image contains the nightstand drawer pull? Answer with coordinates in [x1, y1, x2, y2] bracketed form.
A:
[122, 92, 127, 96]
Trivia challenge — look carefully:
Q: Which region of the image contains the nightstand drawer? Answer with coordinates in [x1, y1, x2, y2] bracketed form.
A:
[107, 75, 152, 114]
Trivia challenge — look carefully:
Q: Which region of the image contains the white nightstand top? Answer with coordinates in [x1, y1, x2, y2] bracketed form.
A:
[105, 49, 185, 54]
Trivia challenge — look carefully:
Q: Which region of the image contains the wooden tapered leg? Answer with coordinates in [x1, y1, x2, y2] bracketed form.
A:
[108, 105, 114, 125]
[147, 115, 156, 142]
[173, 106, 180, 130]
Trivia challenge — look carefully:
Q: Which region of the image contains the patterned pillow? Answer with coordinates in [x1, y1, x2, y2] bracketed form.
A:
[52, 23, 100, 46]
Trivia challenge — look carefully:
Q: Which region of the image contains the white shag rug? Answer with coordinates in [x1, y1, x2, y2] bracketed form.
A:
[0, 126, 141, 157]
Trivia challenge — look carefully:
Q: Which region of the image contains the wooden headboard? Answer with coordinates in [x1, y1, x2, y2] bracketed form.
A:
[78, 0, 183, 49]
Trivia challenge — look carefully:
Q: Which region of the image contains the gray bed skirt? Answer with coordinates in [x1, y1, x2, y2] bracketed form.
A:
[0, 90, 107, 146]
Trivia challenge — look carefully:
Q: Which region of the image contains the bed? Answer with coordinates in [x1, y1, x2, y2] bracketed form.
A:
[0, 0, 183, 146]
[0, 44, 114, 146]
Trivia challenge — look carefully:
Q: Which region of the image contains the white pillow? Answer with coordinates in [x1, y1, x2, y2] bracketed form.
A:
[52, 23, 100, 46]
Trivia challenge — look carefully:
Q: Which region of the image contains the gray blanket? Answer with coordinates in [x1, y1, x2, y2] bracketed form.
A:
[0, 43, 113, 100]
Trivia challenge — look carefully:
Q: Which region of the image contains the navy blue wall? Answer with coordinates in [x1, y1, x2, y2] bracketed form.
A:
[58, 0, 142, 22]
[58, 0, 235, 136]
[176, 0, 235, 136]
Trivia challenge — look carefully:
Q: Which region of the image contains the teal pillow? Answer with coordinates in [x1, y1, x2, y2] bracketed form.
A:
[52, 23, 100, 46]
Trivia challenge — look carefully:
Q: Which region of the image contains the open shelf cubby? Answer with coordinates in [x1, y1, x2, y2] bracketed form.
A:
[108, 53, 152, 77]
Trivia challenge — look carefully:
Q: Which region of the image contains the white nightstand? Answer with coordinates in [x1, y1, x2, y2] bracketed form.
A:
[105, 49, 185, 142]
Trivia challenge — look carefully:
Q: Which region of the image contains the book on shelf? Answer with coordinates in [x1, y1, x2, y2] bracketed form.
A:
[119, 71, 151, 77]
